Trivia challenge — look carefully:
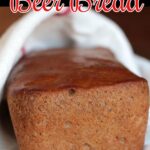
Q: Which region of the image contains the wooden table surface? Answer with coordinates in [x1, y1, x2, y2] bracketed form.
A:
[0, 7, 150, 59]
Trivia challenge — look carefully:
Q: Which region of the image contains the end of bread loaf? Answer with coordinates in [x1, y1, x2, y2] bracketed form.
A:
[7, 79, 149, 150]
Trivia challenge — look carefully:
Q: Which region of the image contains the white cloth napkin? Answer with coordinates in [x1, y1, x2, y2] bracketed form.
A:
[0, 8, 149, 150]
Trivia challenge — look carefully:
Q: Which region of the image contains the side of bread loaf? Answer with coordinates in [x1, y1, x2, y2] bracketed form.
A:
[7, 48, 149, 150]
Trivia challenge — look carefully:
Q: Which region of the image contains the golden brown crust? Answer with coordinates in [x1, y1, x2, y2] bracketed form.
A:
[7, 48, 149, 150]
[8, 48, 144, 94]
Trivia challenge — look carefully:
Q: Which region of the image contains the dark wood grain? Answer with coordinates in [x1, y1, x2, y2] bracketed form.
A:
[0, 7, 150, 59]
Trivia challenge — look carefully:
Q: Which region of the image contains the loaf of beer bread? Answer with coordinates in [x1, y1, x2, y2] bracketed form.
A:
[7, 48, 149, 150]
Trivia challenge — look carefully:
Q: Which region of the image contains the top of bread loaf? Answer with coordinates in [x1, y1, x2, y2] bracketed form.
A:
[7, 48, 145, 93]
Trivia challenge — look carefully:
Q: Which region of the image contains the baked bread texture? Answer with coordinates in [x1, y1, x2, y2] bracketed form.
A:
[7, 48, 149, 150]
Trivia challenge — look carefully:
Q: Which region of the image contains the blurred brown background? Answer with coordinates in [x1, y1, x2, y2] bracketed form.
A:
[0, 7, 150, 59]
